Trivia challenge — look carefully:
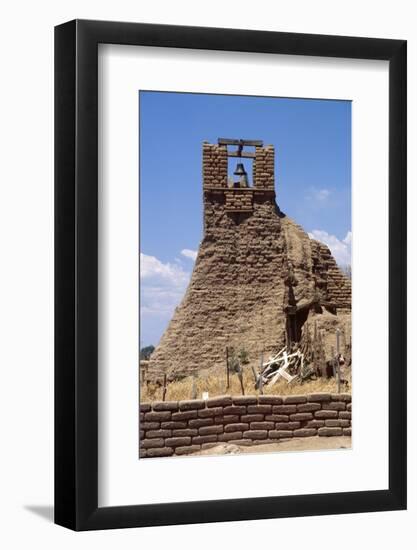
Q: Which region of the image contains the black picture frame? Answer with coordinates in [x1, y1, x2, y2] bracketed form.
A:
[55, 19, 407, 531]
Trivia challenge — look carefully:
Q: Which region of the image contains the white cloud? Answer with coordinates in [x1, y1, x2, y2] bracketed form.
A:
[307, 187, 331, 203]
[181, 248, 198, 261]
[140, 253, 192, 344]
[308, 230, 352, 267]
[140, 252, 189, 284]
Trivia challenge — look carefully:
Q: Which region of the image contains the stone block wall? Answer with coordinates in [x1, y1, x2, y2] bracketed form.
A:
[139, 393, 352, 458]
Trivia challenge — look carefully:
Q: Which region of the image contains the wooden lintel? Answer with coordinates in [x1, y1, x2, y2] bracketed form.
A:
[218, 138, 264, 147]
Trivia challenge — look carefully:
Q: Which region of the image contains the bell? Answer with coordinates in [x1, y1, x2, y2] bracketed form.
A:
[233, 162, 247, 177]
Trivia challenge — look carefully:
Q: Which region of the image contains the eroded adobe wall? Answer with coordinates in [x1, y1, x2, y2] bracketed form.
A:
[311, 240, 352, 307]
[146, 141, 351, 380]
[139, 393, 352, 458]
[148, 192, 288, 380]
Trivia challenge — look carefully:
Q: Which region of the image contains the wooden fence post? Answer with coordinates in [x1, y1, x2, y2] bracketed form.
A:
[237, 366, 245, 395]
[162, 374, 167, 402]
[336, 328, 341, 394]
[259, 351, 264, 395]
[225, 347, 230, 390]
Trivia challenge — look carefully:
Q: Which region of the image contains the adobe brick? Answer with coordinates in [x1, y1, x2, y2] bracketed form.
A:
[153, 401, 179, 411]
[283, 395, 307, 404]
[273, 405, 297, 414]
[318, 427, 343, 437]
[243, 430, 268, 440]
[179, 399, 205, 411]
[315, 410, 338, 419]
[165, 436, 192, 447]
[199, 425, 223, 435]
[145, 411, 171, 422]
[247, 404, 272, 414]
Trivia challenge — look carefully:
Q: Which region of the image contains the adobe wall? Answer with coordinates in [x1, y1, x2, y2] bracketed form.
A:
[146, 140, 351, 380]
[139, 393, 352, 458]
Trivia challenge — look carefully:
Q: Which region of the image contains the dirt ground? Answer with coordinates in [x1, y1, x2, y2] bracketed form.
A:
[190, 436, 351, 456]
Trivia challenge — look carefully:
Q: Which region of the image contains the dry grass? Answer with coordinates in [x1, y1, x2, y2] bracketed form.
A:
[140, 365, 351, 403]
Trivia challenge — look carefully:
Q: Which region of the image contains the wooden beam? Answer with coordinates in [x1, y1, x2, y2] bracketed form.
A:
[218, 138, 263, 146]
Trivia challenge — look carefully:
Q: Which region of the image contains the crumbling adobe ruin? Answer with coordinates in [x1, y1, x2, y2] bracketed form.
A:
[147, 139, 351, 380]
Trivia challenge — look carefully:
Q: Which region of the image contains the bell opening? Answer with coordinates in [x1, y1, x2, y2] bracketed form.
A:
[227, 157, 253, 188]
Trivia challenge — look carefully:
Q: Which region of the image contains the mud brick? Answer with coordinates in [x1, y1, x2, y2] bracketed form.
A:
[308, 393, 331, 402]
[141, 438, 165, 449]
[224, 422, 249, 433]
[339, 419, 351, 427]
[243, 430, 268, 440]
[297, 403, 321, 413]
[339, 411, 351, 420]
[324, 419, 342, 427]
[306, 419, 325, 428]
[175, 445, 200, 455]
[153, 401, 179, 411]
[290, 412, 313, 422]
[139, 430, 144, 439]
[146, 447, 174, 457]
[283, 395, 307, 404]
[145, 411, 171, 422]
[247, 404, 272, 414]
[161, 421, 187, 429]
[218, 431, 243, 442]
[223, 405, 246, 415]
[294, 428, 317, 437]
[318, 427, 343, 437]
[193, 434, 218, 445]
[139, 448, 147, 458]
[315, 410, 338, 419]
[343, 428, 352, 436]
[347, 403, 352, 411]
[200, 442, 218, 450]
[172, 410, 198, 421]
[258, 395, 283, 405]
[141, 421, 160, 430]
[250, 421, 275, 430]
[273, 404, 297, 414]
[269, 430, 293, 439]
[233, 439, 255, 446]
[179, 399, 205, 411]
[198, 407, 222, 418]
[146, 429, 171, 438]
[166, 436, 191, 447]
[242, 414, 264, 422]
[266, 414, 289, 422]
[276, 421, 300, 430]
[322, 402, 346, 411]
[140, 403, 151, 413]
[172, 428, 198, 437]
[139, 412, 144, 422]
[207, 396, 233, 407]
[232, 396, 257, 405]
[189, 417, 214, 428]
[331, 393, 351, 402]
[199, 425, 223, 435]
[222, 415, 240, 423]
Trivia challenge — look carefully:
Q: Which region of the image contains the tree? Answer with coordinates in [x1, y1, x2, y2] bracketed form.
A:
[140, 345, 155, 360]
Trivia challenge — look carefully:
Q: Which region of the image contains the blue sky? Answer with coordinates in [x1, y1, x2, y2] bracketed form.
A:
[140, 91, 351, 347]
